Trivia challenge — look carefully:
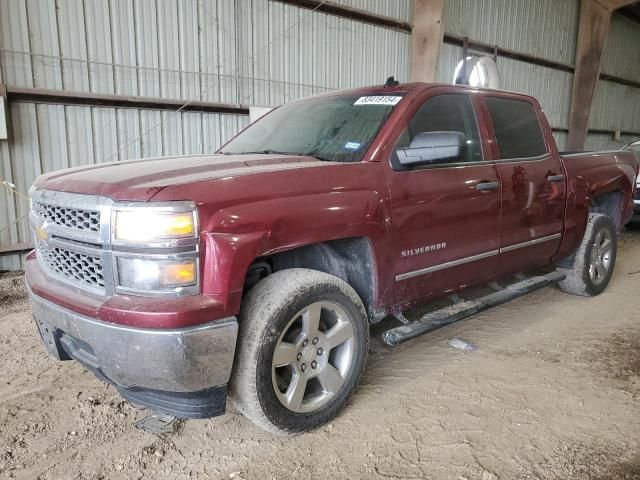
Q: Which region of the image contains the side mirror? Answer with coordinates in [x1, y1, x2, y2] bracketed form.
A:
[396, 131, 467, 167]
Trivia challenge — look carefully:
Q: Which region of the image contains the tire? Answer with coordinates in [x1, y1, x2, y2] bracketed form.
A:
[229, 268, 369, 435]
[557, 213, 617, 296]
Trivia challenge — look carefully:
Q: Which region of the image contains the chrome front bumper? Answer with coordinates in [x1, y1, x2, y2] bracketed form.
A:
[29, 287, 238, 393]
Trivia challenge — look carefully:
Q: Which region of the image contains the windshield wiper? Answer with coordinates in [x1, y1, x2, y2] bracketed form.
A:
[225, 149, 299, 156]
[302, 152, 335, 162]
[220, 149, 335, 162]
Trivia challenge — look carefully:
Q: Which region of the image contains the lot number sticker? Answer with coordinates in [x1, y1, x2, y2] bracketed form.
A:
[354, 96, 402, 106]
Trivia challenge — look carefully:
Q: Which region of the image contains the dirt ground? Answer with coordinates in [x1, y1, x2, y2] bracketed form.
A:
[1, 232, 639, 480]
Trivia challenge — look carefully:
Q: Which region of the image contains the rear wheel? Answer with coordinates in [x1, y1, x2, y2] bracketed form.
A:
[229, 268, 368, 435]
[557, 213, 617, 296]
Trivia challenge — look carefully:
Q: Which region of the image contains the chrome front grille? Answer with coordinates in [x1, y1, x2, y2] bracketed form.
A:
[30, 187, 113, 294]
[38, 243, 105, 289]
[32, 200, 100, 232]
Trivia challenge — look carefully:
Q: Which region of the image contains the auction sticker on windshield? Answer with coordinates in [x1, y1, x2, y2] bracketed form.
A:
[354, 96, 402, 106]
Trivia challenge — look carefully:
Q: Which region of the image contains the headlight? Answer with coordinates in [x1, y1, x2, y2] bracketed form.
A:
[114, 205, 197, 243]
[117, 257, 197, 291]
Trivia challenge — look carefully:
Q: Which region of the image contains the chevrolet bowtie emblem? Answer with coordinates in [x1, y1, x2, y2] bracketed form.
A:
[35, 227, 48, 241]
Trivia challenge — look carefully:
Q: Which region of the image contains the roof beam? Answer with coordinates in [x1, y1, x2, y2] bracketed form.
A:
[271, 0, 412, 33]
[0, 242, 32, 255]
[567, 0, 612, 150]
[4, 86, 249, 115]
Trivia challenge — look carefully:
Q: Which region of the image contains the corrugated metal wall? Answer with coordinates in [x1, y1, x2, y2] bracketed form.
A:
[0, 0, 411, 106]
[590, 13, 640, 150]
[0, 0, 412, 269]
[601, 13, 640, 81]
[437, 42, 573, 134]
[443, 0, 581, 64]
[439, 0, 580, 150]
[439, 1, 640, 153]
[1, 0, 638, 271]
[330, 0, 412, 22]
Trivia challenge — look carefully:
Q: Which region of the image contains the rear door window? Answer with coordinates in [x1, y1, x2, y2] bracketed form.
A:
[485, 97, 547, 159]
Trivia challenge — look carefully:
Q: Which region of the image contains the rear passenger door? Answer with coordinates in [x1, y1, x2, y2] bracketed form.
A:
[483, 95, 566, 273]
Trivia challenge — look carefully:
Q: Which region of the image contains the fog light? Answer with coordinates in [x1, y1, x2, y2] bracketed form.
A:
[117, 257, 197, 291]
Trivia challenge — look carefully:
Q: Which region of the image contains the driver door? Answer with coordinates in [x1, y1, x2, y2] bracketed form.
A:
[388, 93, 502, 305]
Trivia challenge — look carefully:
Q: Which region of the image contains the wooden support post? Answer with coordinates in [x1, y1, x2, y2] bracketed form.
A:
[410, 0, 445, 83]
[567, 0, 617, 151]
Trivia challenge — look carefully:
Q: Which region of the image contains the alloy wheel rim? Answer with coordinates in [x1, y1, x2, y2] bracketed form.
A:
[589, 227, 613, 285]
[271, 301, 356, 413]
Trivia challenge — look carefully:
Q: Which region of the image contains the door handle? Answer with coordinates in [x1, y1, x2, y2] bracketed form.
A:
[475, 181, 500, 192]
[547, 174, 565, 183]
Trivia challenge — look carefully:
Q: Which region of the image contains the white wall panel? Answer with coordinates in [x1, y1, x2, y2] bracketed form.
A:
[0, 0, 410, 268]
[553, 131, 568, 152]
[217, 0, 239, 104]
[134, 0, 161, 97]
[36, 104, 67, 173]
[161, 110, 184, 156]
[109, 0, 139, 96]
[84, 0, 115, 94]
[26, 0, 62, 89]
[584, 133, 637, 152]
[178, 0, 200, 100]
[66, 106, 95, 167]
[116, 109, 142, 160]
[57, 0, 90, 91]
[182, 112, 204, 155]
[92, 108, 119, 162]
[443, 0, 580, 65]
[140, 110, 163, 158]
[157, 0, 182, 99]
[0, 0, 32, 87]
[8, 103, 41, 242]
[1, 0, 410, 107]
[590, 80, 640, 133]
[602, 13, 640, 82]
[0, 141, 19, 250]
[203, 114, 222, 153]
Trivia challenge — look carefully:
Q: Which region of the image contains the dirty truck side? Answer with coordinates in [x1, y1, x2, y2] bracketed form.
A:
[25, 83, 638, 434]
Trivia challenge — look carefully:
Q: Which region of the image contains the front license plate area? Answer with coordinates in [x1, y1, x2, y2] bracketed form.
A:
[34, 317, 70, 361]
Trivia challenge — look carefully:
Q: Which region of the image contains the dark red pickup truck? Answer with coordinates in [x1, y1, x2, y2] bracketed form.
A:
[26, 83, 638, 434]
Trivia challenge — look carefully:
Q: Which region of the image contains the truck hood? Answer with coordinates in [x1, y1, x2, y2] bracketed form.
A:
[34, 154, 330, 201]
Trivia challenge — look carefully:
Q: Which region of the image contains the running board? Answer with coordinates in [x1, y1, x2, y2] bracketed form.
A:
[382, 271, 566, 347]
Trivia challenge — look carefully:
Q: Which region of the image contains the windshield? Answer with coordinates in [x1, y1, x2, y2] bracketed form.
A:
[625, 140, 640, 152]
[220, 94, 404, 162]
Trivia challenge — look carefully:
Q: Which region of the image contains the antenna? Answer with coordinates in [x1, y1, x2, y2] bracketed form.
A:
[385, 76, 399, 87]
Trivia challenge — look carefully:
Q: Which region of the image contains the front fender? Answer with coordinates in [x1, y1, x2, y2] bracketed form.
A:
[200, 190, 390, 296]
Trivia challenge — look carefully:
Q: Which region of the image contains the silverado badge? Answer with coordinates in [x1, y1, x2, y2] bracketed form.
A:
[401, 243, 447, 258]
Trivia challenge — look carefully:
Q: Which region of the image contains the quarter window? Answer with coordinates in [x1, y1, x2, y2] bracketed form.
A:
[485, 97, 547, 159]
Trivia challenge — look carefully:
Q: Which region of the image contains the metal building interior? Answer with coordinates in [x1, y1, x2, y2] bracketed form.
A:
[1, 0, 639, 269]
[0, 1, 640, 478]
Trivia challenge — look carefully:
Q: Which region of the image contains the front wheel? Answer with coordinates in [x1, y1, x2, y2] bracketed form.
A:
[557, 213, 617, 296]
[229, 268, 369, 435]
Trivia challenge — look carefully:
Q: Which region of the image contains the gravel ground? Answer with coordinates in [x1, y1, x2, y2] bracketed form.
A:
[0, 231, 639, 480]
